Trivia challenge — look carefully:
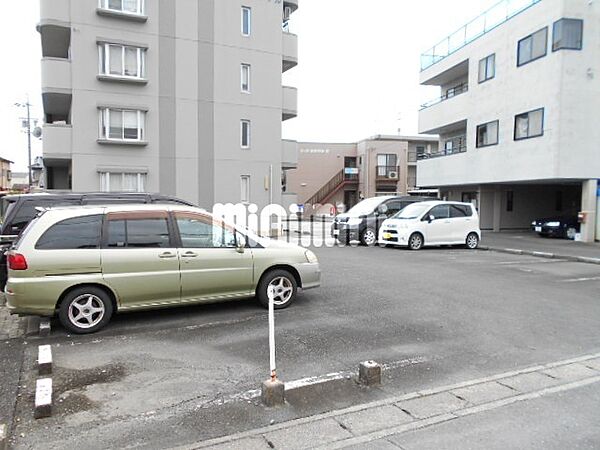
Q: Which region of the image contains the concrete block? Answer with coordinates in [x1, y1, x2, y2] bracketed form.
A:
[451, 382, 515, 405]
[261, 379, 285, 407]
[34, 378, 52, 419]
[542, 363, 598, 382]
[0, 423, 7, 450]
[264, 418, 352, 449]
[359, 360, 382, 386]
[583, 358, 600, 372]
[38, 345, 52, 376]
[39, 318, 51, 337]
[397, 392, 466, 419]
[500, 371, 561, 393]
[337, 404, 413, 435]
[25, 316, 41, 337]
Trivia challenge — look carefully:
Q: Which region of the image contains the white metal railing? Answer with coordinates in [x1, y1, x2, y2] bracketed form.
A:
[420, 0, 542, 71]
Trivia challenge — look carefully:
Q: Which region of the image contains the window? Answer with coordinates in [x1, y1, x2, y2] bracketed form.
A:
[476, 120, 499, 148]
[107, 218, 170, 248]
[100, 172, 146, 192]
[241, 64, 251, 93]
[450, 204, 472, 218]
[241, 120, 251, 148]
[98, 43, 145, 79]
[99, 0, 144, 15]
[553, 19, 583, 51]
[242, 6, 251, 36]
[176, 214, 236, 248]
[36, 215, 103, 250]
[478, 54, 495, 83]
[416, 146, 425, 157]
[514, 108, 544, 140]
[444, 135, 466, 155]
[518, 27, 547, 66]
[506, 191, 514, 212]
[100, 108, 146, 142]
[426, 205, 450, 220]
[241, 175, 250, 203]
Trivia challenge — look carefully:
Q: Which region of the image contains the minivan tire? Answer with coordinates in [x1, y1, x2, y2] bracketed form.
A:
[58, 286, 114, 334]
[408, 233, 424, 250]
[257, 269, 298, 309]
[466, 232, 479, 250]
[360, 228, 378, 246]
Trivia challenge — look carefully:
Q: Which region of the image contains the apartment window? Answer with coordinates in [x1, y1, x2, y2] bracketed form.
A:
[478, 54, 495, 83]
[242, 7, 251, 36]
[506, 191, 514, 212]
[514, 108, 544, 140]
[241, 175, 250, 203]
[98, 43, 146, 79]
[476, 120, 499, 148]
[241, 64, 251, 93]
[100, 172, 146, 192]
[100, 108, 146, 141]
[240, 120, 251, 148]
[517, 27, 547, 66]
[99, 0, 144, 15]
[553, 19, 583, 51]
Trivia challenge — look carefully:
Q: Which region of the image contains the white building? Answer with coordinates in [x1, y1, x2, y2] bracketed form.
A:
[417, 0, 599, 241]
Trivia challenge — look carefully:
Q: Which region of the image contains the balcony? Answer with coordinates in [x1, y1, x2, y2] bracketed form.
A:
[420, 0, 541, 71]
[42, 124, 72, 160]
[41, 57, 71, 92]
[419, 86, 469, 135]
[282, 32, 298, 73]
[418, 134, 467, 160]
[282, 86, 298, 121]
[421, 82, 468, 110]
[282, 139, 298, 169]
[376, 166, 400, 182]
[40, 0, 70, 23]
[42, 92, 72, 125]
[38, 23, 70, 59]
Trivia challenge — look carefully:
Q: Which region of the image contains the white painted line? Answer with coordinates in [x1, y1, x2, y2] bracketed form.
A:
[0, 423, 6, 450]
[34, 378, 52, 419]
[38, 345, 52, 375]
[560, 276, 600, 283]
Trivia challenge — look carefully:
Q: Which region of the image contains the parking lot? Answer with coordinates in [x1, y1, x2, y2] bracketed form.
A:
[8, 243, 600, 449]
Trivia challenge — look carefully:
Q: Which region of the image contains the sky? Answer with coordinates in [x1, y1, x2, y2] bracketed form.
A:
[0, 0, 499, 171]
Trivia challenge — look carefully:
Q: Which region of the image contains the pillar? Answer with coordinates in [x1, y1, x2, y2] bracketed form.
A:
[580, 179, 598, 243]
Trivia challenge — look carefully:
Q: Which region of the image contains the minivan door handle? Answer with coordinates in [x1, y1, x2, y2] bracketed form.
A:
[181, 251, 198, 258]
[159, 252, 176, 259]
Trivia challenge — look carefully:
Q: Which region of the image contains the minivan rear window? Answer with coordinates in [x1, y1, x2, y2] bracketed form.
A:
[36, 215, 103, 250]
[450, 205, 472, 218]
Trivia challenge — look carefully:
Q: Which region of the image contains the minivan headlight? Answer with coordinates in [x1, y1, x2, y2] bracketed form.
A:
[305, 250, 318, 264]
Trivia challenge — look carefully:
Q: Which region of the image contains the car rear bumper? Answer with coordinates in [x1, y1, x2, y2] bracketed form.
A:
[293, 262, 321, 290]
[5, 283, 55, 317]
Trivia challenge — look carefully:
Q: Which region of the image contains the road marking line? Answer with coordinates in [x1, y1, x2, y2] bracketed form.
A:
[560, 276, 600, 283]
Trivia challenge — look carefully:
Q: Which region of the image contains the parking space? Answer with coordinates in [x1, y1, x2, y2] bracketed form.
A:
[9, 245, 600, 449]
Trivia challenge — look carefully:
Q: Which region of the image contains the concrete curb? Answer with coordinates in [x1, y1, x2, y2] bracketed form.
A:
[38, 345, 52, 376]
[479, 245, 600, 265]
[0, 423, 7, 450]
[174, 351, 600, 450]
[34, 378, 52, 419]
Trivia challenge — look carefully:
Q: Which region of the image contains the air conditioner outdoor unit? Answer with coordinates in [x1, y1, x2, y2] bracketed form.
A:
[388, 171, 399, 179]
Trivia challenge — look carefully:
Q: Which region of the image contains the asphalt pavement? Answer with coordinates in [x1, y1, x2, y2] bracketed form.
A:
[7, 244, 600, 449]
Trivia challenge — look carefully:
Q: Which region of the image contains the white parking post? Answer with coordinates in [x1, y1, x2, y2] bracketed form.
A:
[268, 285, 276, 380]
[261, 285, 285, 406]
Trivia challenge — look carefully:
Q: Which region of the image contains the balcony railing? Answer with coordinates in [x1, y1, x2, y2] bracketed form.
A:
[420, 82, 468, 110]
[376, 166, 400, 181]
[420, 0, 542, 71]
[418, 145, 467, 160]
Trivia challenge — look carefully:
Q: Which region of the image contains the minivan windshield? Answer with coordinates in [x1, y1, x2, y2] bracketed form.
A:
[393, 202, 431, 219]
[345, 197, 386, 217]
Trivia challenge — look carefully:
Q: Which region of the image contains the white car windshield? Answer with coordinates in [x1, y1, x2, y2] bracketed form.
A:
[346, 197, 386, 216]
[393, 202, 431, 219]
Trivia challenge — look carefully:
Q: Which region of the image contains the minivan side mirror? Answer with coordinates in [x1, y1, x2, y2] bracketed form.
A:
[428, 215, 435, 223]
[236, 234, 246, 253]
[377, 204, 389, 215]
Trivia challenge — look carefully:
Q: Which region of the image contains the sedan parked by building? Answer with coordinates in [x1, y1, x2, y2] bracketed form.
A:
[531, 216, 579, 239]
[378, 201, 481, 250]
[5, 205, 320, 333]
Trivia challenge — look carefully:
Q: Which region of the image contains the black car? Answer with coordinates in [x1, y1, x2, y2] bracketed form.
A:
[531, 216, 580, 239]
[331, 195, 434, 246]
[0, 192, 195, 289]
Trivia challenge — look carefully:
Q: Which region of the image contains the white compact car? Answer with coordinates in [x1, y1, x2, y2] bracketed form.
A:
[378, 201, 481, 250]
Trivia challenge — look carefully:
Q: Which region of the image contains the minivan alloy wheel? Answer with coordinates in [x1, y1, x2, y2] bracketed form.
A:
[67, 294, 106, 329]
[361, 228, 377, 246]
[409, 233, 423, 250]
[268, 277, 294, 306]
[466, 233, 479, 249]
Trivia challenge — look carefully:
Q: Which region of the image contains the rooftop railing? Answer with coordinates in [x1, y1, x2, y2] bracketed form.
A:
[420, 0, 542, 71]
